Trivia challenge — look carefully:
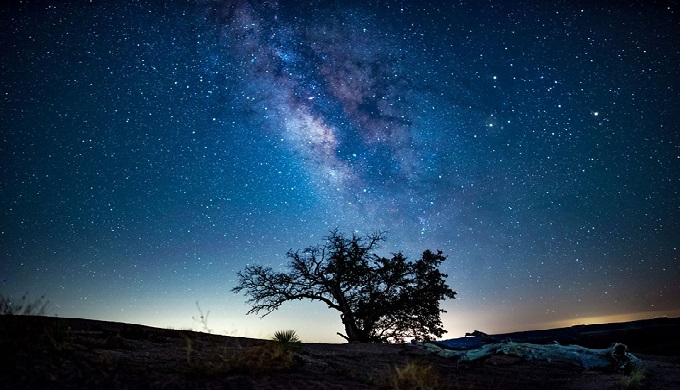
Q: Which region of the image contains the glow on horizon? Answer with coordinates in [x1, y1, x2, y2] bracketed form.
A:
[538, 310, 680, 331]
[53, 302, 680, 343]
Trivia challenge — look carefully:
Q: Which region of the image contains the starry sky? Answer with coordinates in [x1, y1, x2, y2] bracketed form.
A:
[1, 0, 678, 342]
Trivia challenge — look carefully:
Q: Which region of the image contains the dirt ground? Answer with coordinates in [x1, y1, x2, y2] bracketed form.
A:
[1, 316, 679, 389]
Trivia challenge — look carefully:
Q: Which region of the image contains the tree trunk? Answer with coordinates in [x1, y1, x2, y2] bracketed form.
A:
[340, 312, 368, 342]
[332, 284, 370, 343]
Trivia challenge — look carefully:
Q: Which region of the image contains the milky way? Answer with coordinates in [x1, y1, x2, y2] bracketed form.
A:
[208, 0, 444, 233]
[1, 1, 678, 341]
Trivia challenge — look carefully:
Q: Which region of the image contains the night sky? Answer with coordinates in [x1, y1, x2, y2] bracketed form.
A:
[1, 0, 678, 342]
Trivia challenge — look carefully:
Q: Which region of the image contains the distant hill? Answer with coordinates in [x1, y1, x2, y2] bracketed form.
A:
[438, 317, 680, 355]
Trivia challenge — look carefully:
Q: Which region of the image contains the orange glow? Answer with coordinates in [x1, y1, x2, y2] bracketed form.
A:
[540, 310, 680, 330]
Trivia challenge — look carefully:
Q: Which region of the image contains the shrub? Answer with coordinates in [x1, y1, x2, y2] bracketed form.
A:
[192, 301, 211, 333]
[0, 292, 49, 316]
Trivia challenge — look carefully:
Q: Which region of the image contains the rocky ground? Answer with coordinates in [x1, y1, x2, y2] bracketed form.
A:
[1, 316, 679, 389]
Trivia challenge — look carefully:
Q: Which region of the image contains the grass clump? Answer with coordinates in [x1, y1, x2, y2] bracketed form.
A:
[237, 342, 297, 374]
[187, 341, 297, 377]
[615, 365, 646, 389]
[182, 328, 300, 377]
[379, 361, 442, 390]
[42, 319, 74, 351]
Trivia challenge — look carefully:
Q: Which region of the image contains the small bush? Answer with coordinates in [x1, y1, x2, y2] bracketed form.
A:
[0, 292, 49, 316]
[192, 301, 211, 333]
[379, 361, 442, 390]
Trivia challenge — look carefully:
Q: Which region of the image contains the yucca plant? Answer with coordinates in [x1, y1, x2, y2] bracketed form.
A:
[272, 329, 301, 344]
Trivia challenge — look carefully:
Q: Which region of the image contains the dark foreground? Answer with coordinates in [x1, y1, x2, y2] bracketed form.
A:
[1, 316, 679, 389]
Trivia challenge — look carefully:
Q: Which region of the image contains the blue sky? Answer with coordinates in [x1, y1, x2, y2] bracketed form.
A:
[1, 0, 678, 342]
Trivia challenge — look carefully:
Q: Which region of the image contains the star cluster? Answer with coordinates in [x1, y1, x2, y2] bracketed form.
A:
[1, 1, 678, 341]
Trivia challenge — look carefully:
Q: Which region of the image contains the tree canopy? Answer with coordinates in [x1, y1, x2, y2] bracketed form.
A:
[232, 230, 456, 343]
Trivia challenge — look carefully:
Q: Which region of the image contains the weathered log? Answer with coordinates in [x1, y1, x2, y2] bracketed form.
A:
[419, 341, 641, 371]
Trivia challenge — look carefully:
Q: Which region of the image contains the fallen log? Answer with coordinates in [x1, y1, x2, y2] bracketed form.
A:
[419, 340, 641, 371]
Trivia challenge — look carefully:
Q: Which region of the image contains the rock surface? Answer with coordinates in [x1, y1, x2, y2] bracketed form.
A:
[2, 316, 679, 389]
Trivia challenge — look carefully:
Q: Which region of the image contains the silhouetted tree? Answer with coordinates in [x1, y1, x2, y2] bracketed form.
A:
[232, 230, 456, 343]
